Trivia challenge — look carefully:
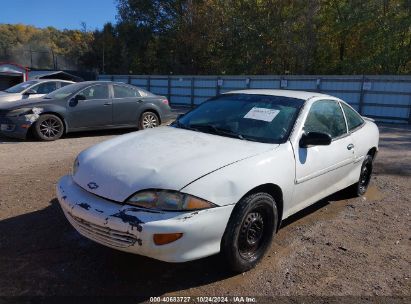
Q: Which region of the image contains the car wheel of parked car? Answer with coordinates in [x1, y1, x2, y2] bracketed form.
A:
[350, 154, 373, 196]
[139, 111, 159, 129]
[34, 114, 64, 141]
[221, 192, 277, 273]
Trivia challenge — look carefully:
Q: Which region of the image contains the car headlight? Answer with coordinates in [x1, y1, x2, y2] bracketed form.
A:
[6, 108, 32, 117]
[126, 190, 216, 211]
[72, 157, 79, 175]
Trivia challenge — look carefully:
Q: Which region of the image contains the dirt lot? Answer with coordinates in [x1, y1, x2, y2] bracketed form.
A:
[0, 124, 410, 301]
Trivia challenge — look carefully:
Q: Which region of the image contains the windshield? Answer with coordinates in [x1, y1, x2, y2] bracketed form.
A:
[4, 81, 38, 93]
[175, 94, 305, 143]
[44, 83, 82, 99]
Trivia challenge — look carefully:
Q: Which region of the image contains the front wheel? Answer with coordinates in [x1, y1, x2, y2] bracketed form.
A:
[221, 192, 278, 273]
[139, 111, 159, 130]
[33, 114, 64, 141]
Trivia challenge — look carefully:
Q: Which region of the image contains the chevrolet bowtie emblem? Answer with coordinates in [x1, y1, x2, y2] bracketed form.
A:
[87, 182, 99, 190]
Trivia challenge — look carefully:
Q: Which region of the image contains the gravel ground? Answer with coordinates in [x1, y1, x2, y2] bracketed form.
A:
[0, 124, 410, 301]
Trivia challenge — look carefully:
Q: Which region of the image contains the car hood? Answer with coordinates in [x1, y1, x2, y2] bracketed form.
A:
[0, 97, 47, 110]
[0, 92, 23, 102]
[73, 126, 277, 202]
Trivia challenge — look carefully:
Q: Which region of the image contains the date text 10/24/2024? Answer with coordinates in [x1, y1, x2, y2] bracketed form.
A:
[150, 296, 257, 303]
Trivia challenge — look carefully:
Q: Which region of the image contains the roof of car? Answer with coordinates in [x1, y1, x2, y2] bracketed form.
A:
[225, 89, 334, 100]
[28, 79, 74, 83]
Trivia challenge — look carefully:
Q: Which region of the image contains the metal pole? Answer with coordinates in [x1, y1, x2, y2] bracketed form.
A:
[191, 77, 195, 108]
[102, 40, 105, 74]
[30, 49, 33, 68]
[51, 50, 55, 70]
[167, 75, 171, 101]
[358, 75, 365, 115]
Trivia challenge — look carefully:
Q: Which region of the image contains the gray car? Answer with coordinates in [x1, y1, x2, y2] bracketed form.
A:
[0, 81, 173, 141]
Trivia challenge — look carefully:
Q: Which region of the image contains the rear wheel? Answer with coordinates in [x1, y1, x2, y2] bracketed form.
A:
[221, 192, 277, 273]
[34, 114, 64, 141]
[349, 154, 373, 196]
[139, 111, 159, 130]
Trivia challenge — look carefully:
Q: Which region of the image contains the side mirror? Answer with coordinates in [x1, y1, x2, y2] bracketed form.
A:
[24, 89, 37, 95]
[76, 94, 86, 101]
[69, 94, 86, 107]
[299, 132, 332, 148]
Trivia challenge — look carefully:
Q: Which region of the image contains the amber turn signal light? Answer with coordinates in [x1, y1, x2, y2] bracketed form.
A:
[153, 233, 183, 245]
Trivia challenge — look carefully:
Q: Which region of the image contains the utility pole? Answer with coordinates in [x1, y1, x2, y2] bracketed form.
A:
[51, 49, 56, 70]
[29, 48, 33, 68]
[102, 39, 105, 74]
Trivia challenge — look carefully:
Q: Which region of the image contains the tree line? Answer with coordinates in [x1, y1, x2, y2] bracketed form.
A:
[1, 0, 410, 75]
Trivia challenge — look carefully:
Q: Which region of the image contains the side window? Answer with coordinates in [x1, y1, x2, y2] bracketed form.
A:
[113, 85, 140, 98]
[341, 102, 364, 131]
[304, 100, 347, 138]
[78, 85, 109, 100]
[31, 82, 58, 94]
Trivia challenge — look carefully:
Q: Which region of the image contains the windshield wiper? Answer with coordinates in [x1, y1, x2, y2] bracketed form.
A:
[188, 124, 246, 140]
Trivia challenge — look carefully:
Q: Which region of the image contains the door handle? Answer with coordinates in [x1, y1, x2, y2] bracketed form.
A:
[347, 143, 354, 150]
[136, 99, 143, 103]
[104, 102, 112, 106]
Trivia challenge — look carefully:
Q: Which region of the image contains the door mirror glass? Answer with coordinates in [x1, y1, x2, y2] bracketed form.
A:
[300, 132, 332, 148]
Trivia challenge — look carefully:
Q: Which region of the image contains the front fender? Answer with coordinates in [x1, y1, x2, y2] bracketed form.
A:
[181, 142, 295, 213]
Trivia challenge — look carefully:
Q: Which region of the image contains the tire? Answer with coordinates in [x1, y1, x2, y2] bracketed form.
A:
[221, 192, 278, 273]
[139, 111, 160, 130]
[34, 114, 64, 141]
[349, 154, 373, 196]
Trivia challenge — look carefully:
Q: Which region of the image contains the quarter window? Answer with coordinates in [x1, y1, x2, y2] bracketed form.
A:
[304, 100, 347, 138]
[341, 103, 364, 131]
[113, 85, 140, 98]
[78, 85, 109, 100]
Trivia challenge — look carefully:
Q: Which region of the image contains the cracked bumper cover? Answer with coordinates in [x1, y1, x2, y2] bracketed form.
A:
[0, 116, 30, 139]
[56, 175, 234, 262]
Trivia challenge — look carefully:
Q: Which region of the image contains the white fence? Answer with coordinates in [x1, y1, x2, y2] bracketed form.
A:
[98, 74, 411, 124]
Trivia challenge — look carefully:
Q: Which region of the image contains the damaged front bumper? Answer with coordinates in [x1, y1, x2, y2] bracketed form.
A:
[0, 116, 30, 139]
[0, 108, 43, 139]
[56, 175, 234, 262]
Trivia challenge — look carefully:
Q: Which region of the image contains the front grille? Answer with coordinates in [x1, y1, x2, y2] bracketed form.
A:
[67, 213, 138, 248]
[0, 110, 8, 118]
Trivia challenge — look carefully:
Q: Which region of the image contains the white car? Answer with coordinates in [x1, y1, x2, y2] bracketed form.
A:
[0, 79, 74, 103]
[56, 90, 379, 272]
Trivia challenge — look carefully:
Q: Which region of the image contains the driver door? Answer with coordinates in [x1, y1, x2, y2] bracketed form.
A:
[68, 84, 113, 129]
[291, 100, 355, 213]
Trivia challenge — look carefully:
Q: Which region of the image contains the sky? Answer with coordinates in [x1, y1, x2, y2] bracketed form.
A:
[0, 0, 117, 31]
